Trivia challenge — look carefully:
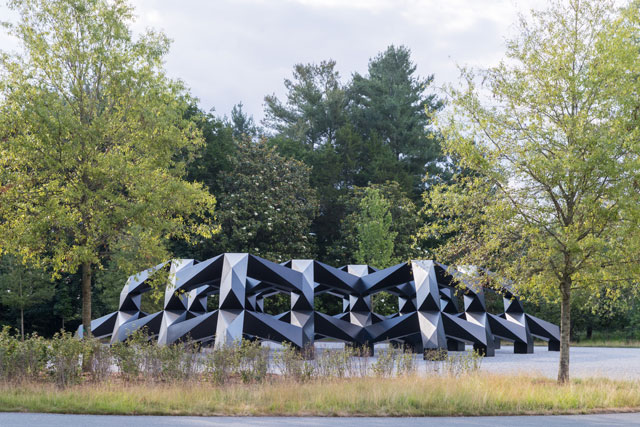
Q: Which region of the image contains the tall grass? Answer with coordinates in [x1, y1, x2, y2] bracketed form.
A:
[1, 326, 638, 416]
[1, 375, 639, 416]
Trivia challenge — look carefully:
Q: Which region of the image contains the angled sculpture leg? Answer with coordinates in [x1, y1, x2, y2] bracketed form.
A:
[526, 313, 561, 352]
[289, 260, 315, 352]
[447, 339, 465, 351]
[214, 254, 248, 347]
[503, 294, 534, 354]
[413, 260, 447, 351]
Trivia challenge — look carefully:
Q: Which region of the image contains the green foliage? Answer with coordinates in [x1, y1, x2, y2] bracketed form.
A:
[329, 181, 421, 266]
[227, 339, 270, 384]
[371, 348, 396, 377]
[274, 342, 315, 382]
[204, 339, 271, 384]
[355, 187, 396, 268]
[444, 350, 483, 377]
[111, 329, 148, 380]
[262, 293, 290, 316]
[214, 139, 318, 262]
[351, 187, 402, 316]
[313, 293, 343, 316]
[49, 331, 85, 387]
[349, 45, 445, 196]
[204, 345, 235, 385]
[230, 102, 259, 140]
[420, 0, 640, 382]
[0, 0, 219, 335]
[264, 60, 346, 148]
[185, 105, 236, 197]
[0, 0, 218, 271]
[111, 328, 201, 382]
[264, 48, 445, 262]
[0, 326, 48, 382]
[0, 256, 54, 338]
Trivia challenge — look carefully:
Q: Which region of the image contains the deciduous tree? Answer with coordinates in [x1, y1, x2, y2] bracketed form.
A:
[214, 139, 318, 262]
[419, 0, 640, 383]
[0, 0, 218, 338]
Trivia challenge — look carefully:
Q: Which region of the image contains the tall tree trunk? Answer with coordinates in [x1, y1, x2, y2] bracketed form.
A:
[81, 262, 92, 337]
[558, 279, 571, 384]
[19, 280, 24, 341]
[81, 262, 93, 373]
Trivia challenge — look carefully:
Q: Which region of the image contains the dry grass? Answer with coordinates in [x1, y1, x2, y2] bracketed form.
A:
[2, 374, 640, 416]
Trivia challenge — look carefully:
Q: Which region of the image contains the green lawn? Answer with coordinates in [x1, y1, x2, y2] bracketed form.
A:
[570, 331, 640, 348]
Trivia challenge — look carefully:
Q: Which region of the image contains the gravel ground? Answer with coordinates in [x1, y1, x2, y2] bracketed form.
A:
[265, 342, 640, 380]
[480, 345, 640, 380]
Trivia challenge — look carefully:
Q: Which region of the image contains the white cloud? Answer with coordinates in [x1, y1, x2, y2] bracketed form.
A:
[0, 0, 546, 120]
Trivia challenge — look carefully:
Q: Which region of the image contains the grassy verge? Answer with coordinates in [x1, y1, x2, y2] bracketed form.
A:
[2, 374, 640, 416]
[569, 330, 640, 348]
[571, 339, 640, 348]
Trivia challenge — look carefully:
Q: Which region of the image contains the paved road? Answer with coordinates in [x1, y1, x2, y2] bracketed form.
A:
[1, 413, 640, 426]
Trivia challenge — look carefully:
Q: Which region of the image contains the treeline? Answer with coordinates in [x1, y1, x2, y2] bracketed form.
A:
[3, 1, 640, 383]
[0, 42, 443, 335]
[2, 38, 638, 339]
[180, 45, 441, 264]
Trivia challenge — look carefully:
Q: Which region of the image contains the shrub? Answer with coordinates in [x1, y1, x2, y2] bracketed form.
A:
[445, 350, 483, 376]
[396, 347, 416, 376]
[156, 340, 200, 382]
[111, 329, 150, 381]
[348, 345, 370, 377]
[315, 347, 353, 378]
[371, 347, 396, 377]
[0, 327, 49, 382]
[274, 342, 314, 382]
[85, 338, 112, 382]
[234, 339, 268, 383]
[49, 331, 84, 387]
[204, 344, 237, 384]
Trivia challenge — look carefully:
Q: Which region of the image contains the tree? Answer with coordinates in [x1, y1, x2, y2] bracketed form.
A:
[355, 187, 396, 268]
[353, 187, 399, 316]
[185, 105, 236, 196]
[214, 138, 318, 263]
[349, 45, 444, 196]
[419, 0, 640, 383]
[264, 60, 346, 149]
[0, 256, 53, 340]
[0, 0, 218, 338]
[52, 273, 81, 332]
[328, 181, 422, 266]
[230, 102, 258, 140]
[264, 61, 348, 262]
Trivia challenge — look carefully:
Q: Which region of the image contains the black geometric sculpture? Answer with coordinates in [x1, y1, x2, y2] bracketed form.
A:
[78, 253, 560, 357]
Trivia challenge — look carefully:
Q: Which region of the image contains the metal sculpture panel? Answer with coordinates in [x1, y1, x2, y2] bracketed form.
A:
[78, 253, 560, 357]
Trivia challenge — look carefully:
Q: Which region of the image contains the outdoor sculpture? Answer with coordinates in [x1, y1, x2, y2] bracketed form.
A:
[78, 253, 560, 357]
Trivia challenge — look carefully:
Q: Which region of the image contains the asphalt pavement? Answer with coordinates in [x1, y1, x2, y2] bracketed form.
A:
[1, 413, 640, 426]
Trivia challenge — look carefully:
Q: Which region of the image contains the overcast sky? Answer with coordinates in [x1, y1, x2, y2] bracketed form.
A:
[1, 0, 541, 122]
